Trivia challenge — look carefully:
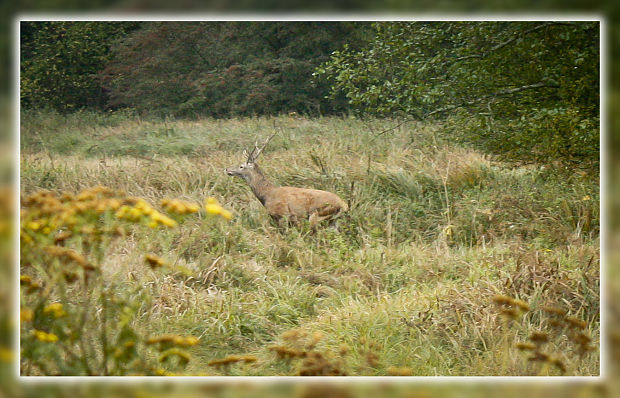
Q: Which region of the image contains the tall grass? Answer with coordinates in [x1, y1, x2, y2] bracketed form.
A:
[20, 110, 599, 375]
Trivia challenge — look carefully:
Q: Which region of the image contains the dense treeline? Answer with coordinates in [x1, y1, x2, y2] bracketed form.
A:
[316, 21, 600, 166]
[20, 22, 141, 111]
[20, 21, 599, 166]
[21, 21, 371, 117]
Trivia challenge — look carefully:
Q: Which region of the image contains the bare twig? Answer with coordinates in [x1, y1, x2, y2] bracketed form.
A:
[425, 81, 560, 118]
[370, 118, 413, 141]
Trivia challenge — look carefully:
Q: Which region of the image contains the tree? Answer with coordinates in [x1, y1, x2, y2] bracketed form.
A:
[100, 22, 371, 117]
[317, 21, 599, 166]
[20, 21, 140, 111]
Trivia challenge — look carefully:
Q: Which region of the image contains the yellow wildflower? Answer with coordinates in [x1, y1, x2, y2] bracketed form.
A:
[129, 207, 142, 219]
[149, 211, 177, 227]
[582, 195, 591, 201]
[43, 303, 66, 318]
[107, 198, 121, 210]
[58, 209, 78, 226]
[146, 335, 176, 345]
[204, 197, 233, 220]
[219, 209, 233, 220]
[95, 201, 108, 213]
[135, 199, 154, 215]
[20, 232, 33, 245]
[159, 349, 190, 365]
[115, 205, 131, 220]
[182, 336, 200, 346]
[33, 330, 59, 343]
[387, 366, 414, 376]
[204, 203, 220, 215]
[116, 202, 159, 223]
[59, 192, 74, 202]
[73, 202, 89, 213]
[145, 254, 168, 268]
[173, 336, 199, 347]
[161, 199, 200, 215]
[26, 221, 41, 231]
[208, 355, 257, 367]
[516, 342, 537, 351]
[76, 191, 95, 201]
[187, 204, 200, 213]
[147, 334, 198, 347]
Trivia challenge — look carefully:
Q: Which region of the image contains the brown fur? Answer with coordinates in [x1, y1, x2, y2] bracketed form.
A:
[226, 162, 348, 227]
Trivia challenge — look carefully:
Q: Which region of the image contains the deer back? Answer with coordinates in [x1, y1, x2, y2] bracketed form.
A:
[263, 186, 348, 221]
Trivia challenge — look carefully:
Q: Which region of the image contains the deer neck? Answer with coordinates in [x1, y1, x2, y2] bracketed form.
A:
[245, 164, 277, 205]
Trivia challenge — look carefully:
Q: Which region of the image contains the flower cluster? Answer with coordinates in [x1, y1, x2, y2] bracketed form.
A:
[33, 329, 58, 343]
[204, 197, 233, 220]
[145, 254, 168, 269]
[145, 334, 200, 372]
[208, 354, 257, 371]
[494, 295, 596, 375]
[115, 198, 177, 228]
[20, 186, 232, 375]
[20, 275, 41, 293]
[22, 187, 233, 247]
[160, 199, 200, 215]
[21, 186, 124, 246]
[269, 329, 348, 376]
[146, 334, 200, 347]
[43, 303, 66, 318]
[542, 306, 595, 357]
[492, 294, 530, 320]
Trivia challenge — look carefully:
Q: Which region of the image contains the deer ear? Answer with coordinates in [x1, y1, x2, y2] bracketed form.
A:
[242, 149, 248, 157]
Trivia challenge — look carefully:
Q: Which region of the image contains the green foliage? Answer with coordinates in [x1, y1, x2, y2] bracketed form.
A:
[316, 21, 599, 166]
[20, 22, 140, 111]
[444, 106, 599, 167]
[100, 22, 371, 117]
[19, 186, 230, 375]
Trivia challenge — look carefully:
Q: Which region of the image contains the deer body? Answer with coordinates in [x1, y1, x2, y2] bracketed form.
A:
[226, 141, 348, 227]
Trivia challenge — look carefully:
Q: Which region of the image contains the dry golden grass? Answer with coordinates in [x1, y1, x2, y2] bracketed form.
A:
[19, 113, 599, 376]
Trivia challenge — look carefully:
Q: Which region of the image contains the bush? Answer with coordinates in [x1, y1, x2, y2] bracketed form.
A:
[20, 186, 231, 375]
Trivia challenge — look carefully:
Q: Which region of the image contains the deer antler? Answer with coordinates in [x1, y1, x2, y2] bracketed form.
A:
[246, 131, 278, 163]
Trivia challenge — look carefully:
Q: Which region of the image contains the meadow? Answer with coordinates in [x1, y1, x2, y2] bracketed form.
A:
[19, 110, 600, 376]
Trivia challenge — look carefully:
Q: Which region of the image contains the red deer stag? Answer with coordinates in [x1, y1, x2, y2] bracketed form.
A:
[225, 133, 348, 228]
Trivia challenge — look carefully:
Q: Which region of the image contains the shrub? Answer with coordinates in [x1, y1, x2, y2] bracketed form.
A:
[20, 186, 231, 375]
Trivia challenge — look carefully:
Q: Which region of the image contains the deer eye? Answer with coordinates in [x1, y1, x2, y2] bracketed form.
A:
[240, 165, 244, 169]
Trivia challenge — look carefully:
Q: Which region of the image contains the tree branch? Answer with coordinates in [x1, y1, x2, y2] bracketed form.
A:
[454, 22, 561, 63]
[369, 118, 413, 140]
[424, 81, 560, 118]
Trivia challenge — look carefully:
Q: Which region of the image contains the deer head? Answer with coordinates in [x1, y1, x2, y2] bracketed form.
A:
[225, 132, 277, 182]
